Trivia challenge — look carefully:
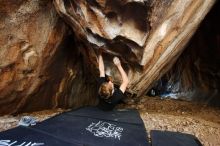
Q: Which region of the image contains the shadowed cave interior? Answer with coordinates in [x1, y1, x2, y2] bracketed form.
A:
[148, 1, 220, 107]
[0, 1, 220, 146]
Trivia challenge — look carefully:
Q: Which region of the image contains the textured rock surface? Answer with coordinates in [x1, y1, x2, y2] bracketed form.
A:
[54, 0, 216, 96]
[0, 0, 68, 114]
[0, 0, 217, 115]
[0, 0, 101, 115]
[150, 1, 220, 104]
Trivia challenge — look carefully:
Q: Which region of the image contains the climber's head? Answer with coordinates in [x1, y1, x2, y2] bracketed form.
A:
[98, 81, 114, 99]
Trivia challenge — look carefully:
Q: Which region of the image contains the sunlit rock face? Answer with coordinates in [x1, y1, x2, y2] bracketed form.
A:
[54, 0, 216, 96]
[0, 0, 101, 115]
[150, 1, 220, 105]
[0, 0, 216, 115]
[0, 0, 70, 115]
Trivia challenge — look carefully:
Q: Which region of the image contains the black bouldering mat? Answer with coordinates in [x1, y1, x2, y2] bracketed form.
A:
[0, 107, 149, 146]
[150, 130, 202, 146]
[0, 126, 80, 146]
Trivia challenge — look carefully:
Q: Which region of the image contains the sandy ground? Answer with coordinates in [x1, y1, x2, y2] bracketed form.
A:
[0, 96, 220, 146]
[0, 109, 65, 132]
[120, 96, 220, 146]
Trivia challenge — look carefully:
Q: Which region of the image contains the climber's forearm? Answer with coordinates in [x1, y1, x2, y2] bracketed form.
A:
[98, 54, 105, 77]
[117, 65, 129, 84]
[116, 65, 129, 93]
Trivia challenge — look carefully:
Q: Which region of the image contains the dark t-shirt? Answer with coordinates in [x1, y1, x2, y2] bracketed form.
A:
[97, 77, 124, 111]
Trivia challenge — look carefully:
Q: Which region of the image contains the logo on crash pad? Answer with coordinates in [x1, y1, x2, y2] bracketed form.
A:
[86, 121, 123, 140]
[0, 140, 44, 146]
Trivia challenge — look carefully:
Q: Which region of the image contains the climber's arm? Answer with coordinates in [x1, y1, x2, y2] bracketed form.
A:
[98, 49, 105, 77]
[113, 57, 129, 93]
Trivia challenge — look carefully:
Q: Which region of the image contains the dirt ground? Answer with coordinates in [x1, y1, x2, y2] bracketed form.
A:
[0, 96, 220, 146]
[120, 96, 220, 146]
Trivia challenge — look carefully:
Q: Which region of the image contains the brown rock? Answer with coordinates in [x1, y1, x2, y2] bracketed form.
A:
[54, 0, 216, 96]
[0, 0, 217, 115]
[0, 1, 69, 115]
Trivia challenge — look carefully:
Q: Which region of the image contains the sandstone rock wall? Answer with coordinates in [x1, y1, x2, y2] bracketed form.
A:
[150, 1, 220, 105]
[0, 0, 69, 114]
[54, 0, 216, 96]
[0, 0, 216, 115]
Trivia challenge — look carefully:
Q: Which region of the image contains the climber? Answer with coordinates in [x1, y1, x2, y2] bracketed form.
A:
[97, 48, 129, 111]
